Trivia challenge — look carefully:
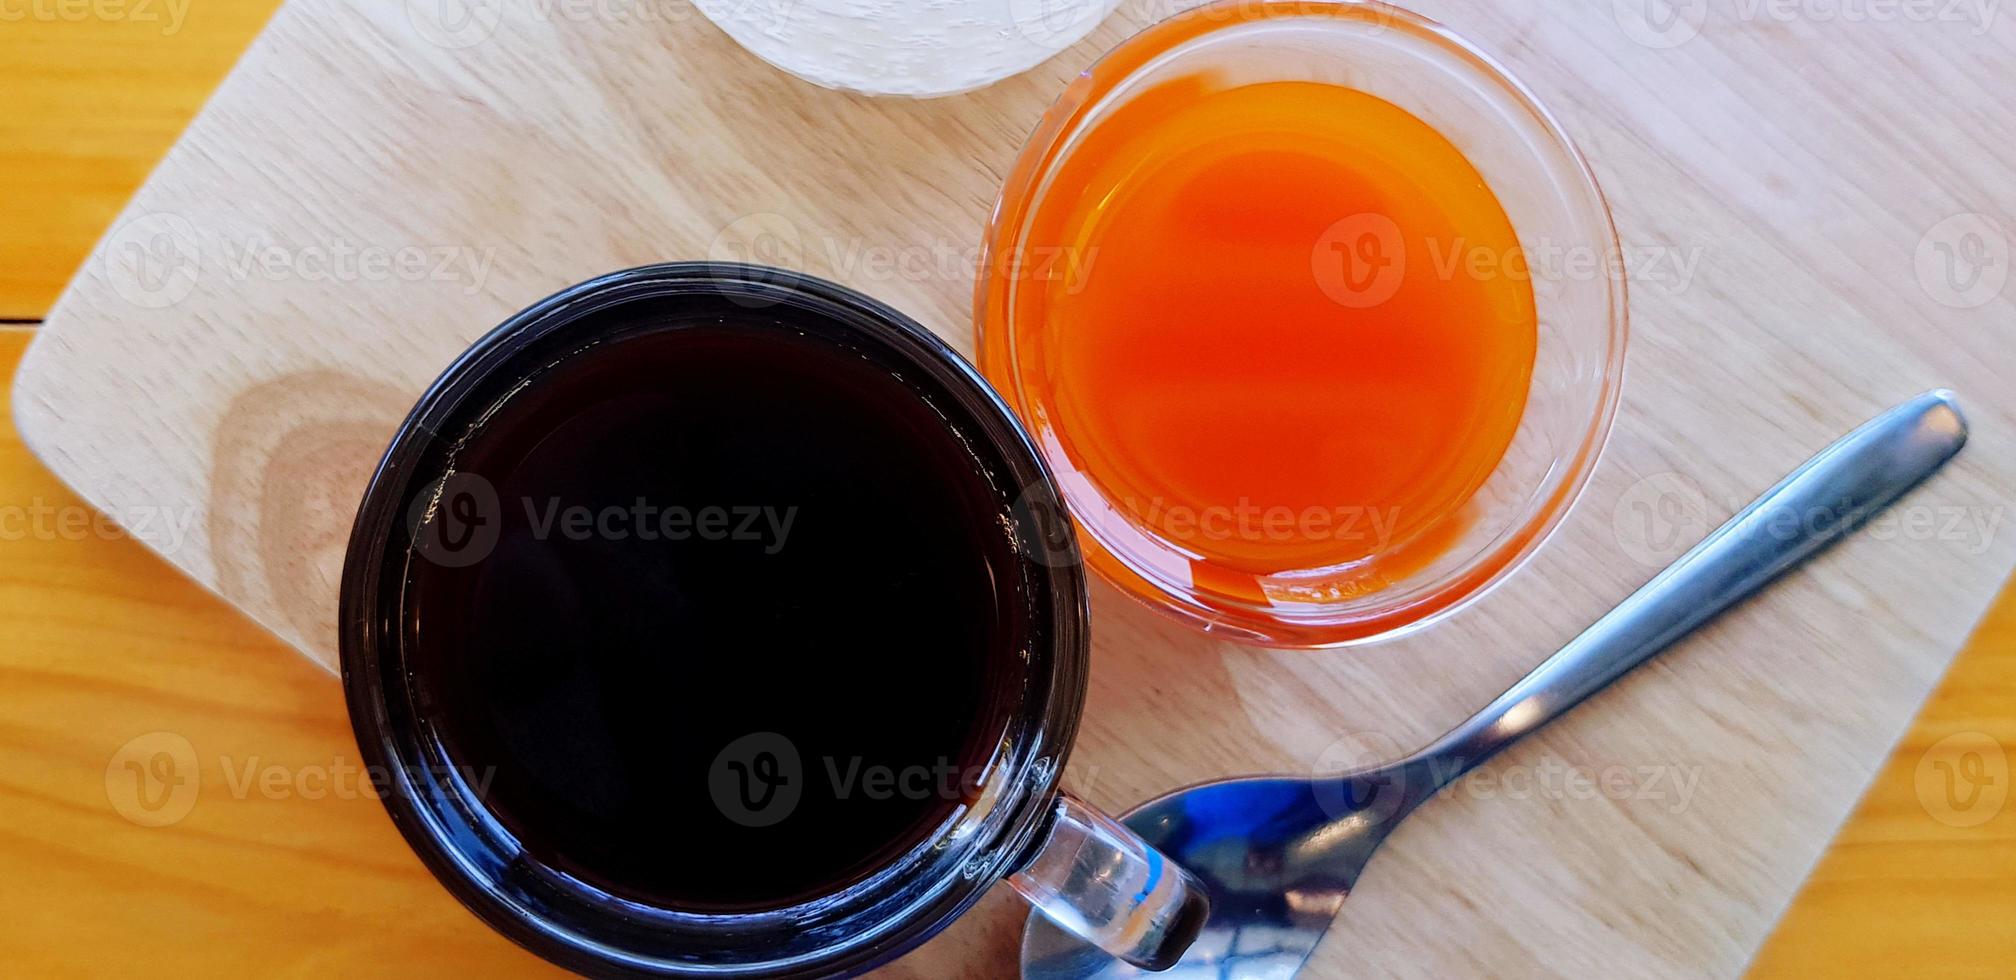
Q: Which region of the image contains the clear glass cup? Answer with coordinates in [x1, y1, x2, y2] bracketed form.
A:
[341, 265, 1207, 976]
[978, 0, 1627, 648]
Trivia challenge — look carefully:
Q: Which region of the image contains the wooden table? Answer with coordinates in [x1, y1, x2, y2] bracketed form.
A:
[2, 4, 2010, 975]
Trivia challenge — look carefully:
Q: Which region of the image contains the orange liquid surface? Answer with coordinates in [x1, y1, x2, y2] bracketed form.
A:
[1005, 77, 1537, 594]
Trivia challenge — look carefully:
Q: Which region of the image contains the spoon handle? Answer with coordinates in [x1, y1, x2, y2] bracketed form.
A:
[1416, 390, 1969, 782]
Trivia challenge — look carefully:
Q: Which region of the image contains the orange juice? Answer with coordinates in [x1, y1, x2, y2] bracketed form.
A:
[983, 73, 1537, 602]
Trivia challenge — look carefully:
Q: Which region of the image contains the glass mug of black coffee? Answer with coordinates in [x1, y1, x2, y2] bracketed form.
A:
[339, 263, 1208, 976]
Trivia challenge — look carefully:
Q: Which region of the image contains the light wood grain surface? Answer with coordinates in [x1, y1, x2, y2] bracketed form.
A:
[5, 1, 2016, 977]
[0, 0, 277, 319]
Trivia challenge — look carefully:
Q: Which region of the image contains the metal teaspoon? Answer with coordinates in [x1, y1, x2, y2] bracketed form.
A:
[1023, 390, 1970, 979]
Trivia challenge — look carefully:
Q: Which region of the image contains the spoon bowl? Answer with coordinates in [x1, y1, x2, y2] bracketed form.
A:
[1025, 774, 1402, 979]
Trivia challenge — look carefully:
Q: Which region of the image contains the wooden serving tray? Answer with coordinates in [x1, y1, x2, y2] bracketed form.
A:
[16, 1, 2016, 975]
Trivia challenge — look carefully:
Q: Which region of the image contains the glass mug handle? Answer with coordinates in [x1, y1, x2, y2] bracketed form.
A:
[1008, 790, 1210, 971]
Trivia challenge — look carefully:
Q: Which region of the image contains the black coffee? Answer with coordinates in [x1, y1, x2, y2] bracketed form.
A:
[403, 306, 1028, 912]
